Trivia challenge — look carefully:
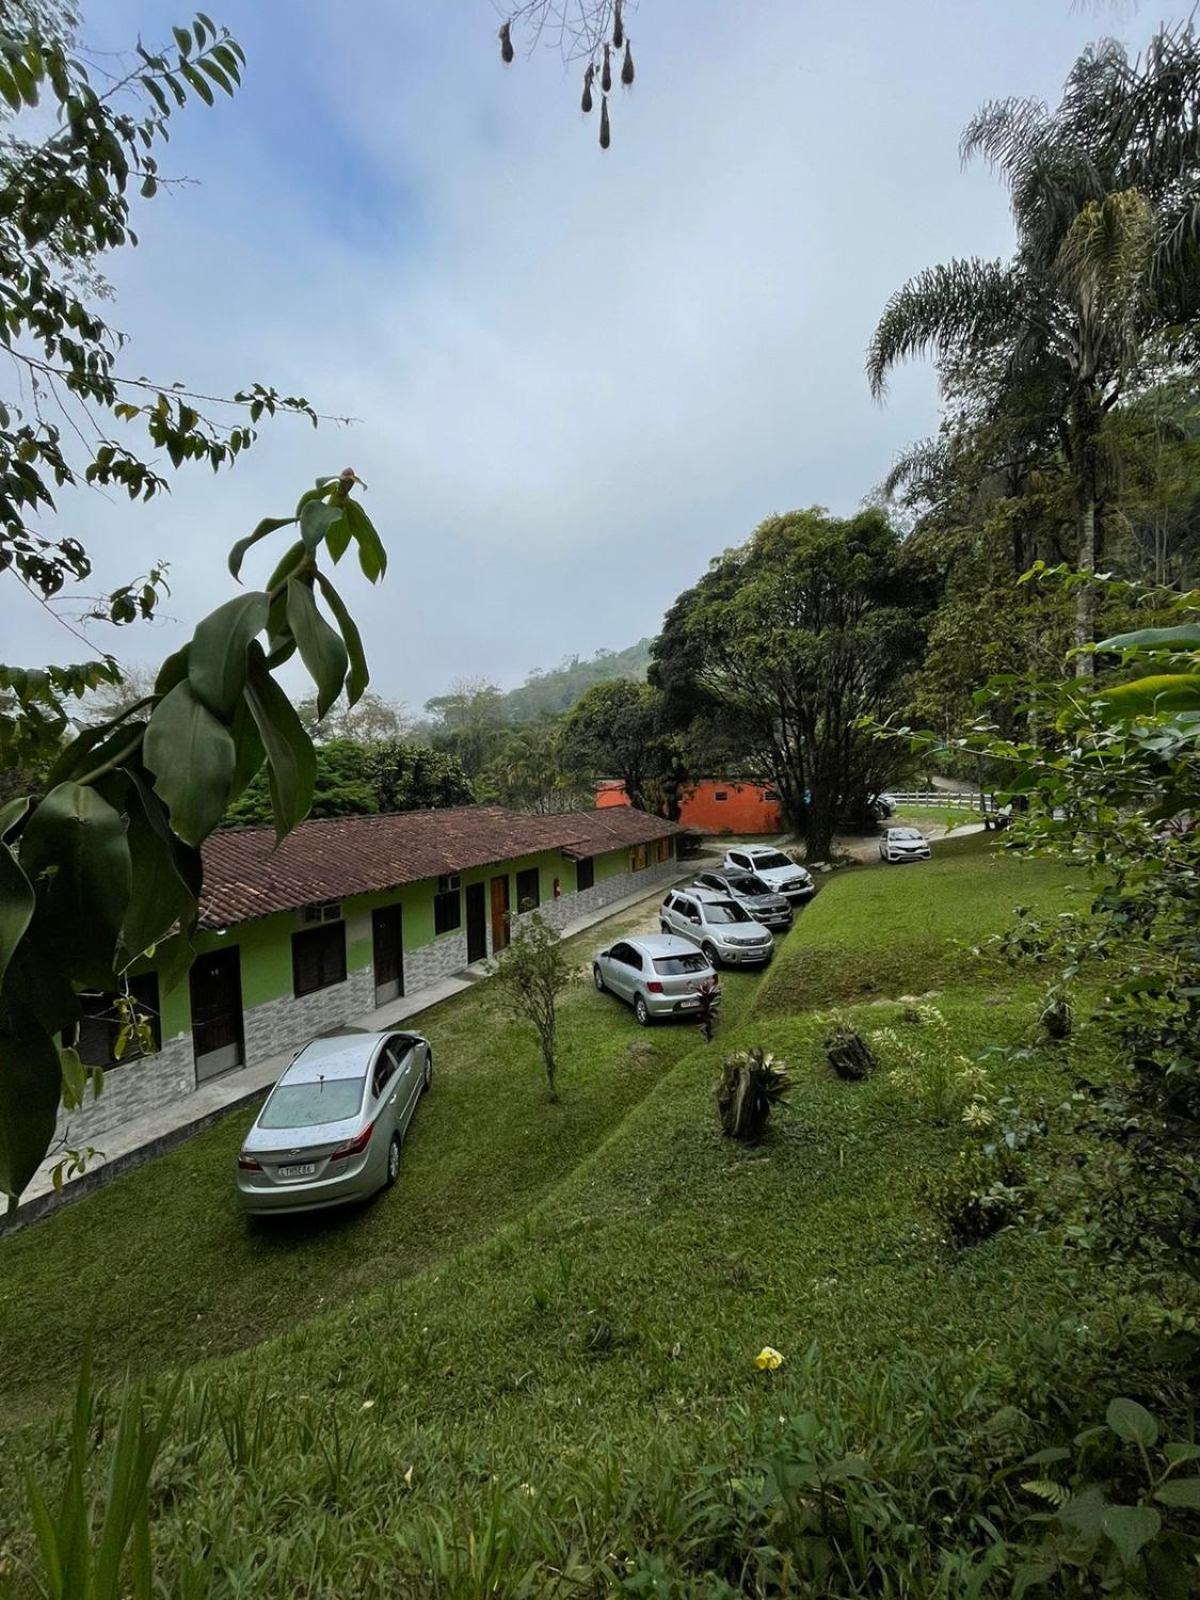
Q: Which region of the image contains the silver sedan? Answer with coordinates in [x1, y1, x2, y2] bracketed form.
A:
[593, 934, 719, 1027]
[236, 1030, 432, 1215]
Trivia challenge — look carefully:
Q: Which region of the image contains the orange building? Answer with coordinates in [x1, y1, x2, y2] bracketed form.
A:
[594, 778, 784, 835]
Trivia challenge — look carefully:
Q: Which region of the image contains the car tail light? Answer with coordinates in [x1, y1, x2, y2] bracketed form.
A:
[646, 980, 664, 993]
[237, 1153, 262, 1172]
[328, 1122, 375, 1163]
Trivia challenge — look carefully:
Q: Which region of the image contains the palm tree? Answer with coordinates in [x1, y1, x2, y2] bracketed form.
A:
[868, 24, 1200, 674]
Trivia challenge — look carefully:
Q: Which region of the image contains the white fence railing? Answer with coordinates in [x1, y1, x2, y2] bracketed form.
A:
[887, 791, 997, 812]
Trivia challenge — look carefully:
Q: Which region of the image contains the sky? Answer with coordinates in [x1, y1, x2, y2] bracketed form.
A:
[9, 0, 1166, 711]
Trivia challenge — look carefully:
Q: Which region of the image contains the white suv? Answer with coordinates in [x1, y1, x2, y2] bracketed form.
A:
[722, 845, 814, 903]
[660, 888, 775, 968]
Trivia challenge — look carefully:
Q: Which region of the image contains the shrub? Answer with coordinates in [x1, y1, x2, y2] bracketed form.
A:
[823, 1018, 877, 1081]
[716, 1047, 789, 1142]
[922, 1141, 1026, 1247]
[872, 1005, 992, 1124]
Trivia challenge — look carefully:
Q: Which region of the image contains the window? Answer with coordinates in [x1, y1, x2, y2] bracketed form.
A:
[303, 899, 342, 924]
[609, 942, 642, 969]
[702, 901, 750, 925]
[575, 856, 595, 892]
[75, 973, 161, 1068]
[434, 873, 462, 935]
[292, 923, 347, 998]
[714, 791, 728, 802]
[729, 851, 750, 869]
[372, 1046, 398, 1099]
[630, 844, 649, 871]
[764, 789, 781, 803]
[516, 866, 540, 911]
[653, 953, 707, 976]
[260, 1076, 364, 1129]
[676, 898, 701, 924]
[656, 838, 672, 862]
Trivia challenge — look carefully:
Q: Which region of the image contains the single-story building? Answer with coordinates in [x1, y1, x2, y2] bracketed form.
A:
[596, 777, 784, 835]
[63, 804, 683, 1146]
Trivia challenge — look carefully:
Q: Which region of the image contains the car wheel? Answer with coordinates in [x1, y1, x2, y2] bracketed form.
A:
[385, 1133, 402, 1188]
[702, 941, 720, 969]
[659, 920, 670, 934]
[634, 994, 652, 1027]
[423, 1052, 433, 1092]
[593, 963, 606, 993]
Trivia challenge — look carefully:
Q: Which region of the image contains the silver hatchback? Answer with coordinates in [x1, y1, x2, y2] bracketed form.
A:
[236, 1030, 432, 1215]
[593, 934, 719, 1027]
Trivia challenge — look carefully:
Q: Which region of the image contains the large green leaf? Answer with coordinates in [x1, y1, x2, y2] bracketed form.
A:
[299, 500, 343, 555]
[19, 782, 131, 988]
[228, 697, 266, 802]
[1097, 674, 1200, 720]
[155, 643, 190, 697]
[1155, 1478, 1200, 1510]
[0, 829, 34, 990]
[1107, 1397, 1158, 1447]
[242, 644, 316, 838]
[343, 498, 387, 581]
[120, 777, 201, 963]
[0, 1010, 62, 1200]
[1097, 624, 1200, 654]
[1101, 1504, 1161, 1568]
[315, 572, 369, 706]
[287, 578, 348, 718]
[187, 592, 269, 719]
[144, 681, 236, 846]
[227, 515, 295, 581]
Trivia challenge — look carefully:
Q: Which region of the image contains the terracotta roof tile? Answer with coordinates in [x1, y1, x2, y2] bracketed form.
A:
[198, 805, 679, 928]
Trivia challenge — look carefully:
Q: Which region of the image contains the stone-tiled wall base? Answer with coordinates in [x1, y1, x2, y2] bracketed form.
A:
[53, 1031, 194, 1152]
[405, 930, 469, 990]
[241, 962, 376, 1066]
[520, 859, 681, 934]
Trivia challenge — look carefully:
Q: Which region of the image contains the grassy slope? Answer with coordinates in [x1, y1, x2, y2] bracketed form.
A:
[0, 840, 1175, 1595]
[0, 899, 763, 1421]
[756, 832, 1082, 1013]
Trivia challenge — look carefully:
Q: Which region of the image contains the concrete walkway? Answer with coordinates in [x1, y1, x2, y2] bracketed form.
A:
[6, 865, 700, 1233]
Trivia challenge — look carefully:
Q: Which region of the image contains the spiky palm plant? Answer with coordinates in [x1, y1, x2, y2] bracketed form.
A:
[869, 23, 1200, 675]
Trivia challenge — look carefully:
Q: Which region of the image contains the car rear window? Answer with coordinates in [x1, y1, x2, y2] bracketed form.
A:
[259, 1078, 365, 1129]
[752, 851, 792, 870]
[653, 954, 708, 976]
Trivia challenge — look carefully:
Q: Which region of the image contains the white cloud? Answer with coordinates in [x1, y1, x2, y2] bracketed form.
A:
[12, 0, 1132, 703]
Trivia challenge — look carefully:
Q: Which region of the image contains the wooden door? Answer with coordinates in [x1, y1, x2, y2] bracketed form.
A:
[190, 946, 244, 1083]
[489, 875, 510, 953]
[372, 904, 404, 1006]
[465, 881, 487, 963]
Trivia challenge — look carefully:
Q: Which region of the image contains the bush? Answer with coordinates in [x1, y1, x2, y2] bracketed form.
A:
[922, 1141, 1026, 1247]
[716, 1047, 789, 1141]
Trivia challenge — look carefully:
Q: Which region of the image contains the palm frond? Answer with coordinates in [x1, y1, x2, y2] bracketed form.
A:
[867, 259, 1021, 398]
[881, 436, 949, 502]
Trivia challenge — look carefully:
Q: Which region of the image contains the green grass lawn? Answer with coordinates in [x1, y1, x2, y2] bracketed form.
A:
[0, 839, 1189, 1598]
[0, 897, 765, 1422]
[756, 832, 1081, 1013]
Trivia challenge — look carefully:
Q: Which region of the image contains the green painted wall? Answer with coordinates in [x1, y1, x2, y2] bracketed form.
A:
[160, 842, 614, 1035]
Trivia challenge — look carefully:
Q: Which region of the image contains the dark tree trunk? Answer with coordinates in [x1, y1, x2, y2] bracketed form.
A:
[1072, 390, 1102, 680]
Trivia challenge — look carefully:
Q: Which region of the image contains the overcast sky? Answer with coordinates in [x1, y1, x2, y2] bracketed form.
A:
[10, 0, 1166, 710]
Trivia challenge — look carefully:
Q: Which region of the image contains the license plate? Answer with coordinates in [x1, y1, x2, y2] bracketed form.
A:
[277, 1162, 316, 1180]
[679, 996, 700, 1008]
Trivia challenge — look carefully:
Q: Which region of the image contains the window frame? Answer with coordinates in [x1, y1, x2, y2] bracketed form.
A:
[75, 972, 162, 1069]
[292, 921, 348, 998]
[433, 872, 462, 936]
[515, 866, 541, 912]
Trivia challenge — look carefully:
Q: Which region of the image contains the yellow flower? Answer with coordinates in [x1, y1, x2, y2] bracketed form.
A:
[754, 1346, 784, 1372]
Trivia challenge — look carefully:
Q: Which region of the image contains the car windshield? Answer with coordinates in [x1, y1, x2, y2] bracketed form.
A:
[751, 851, 792, 870]
[653, 953, 708, 975]
[732, 874, 772, 895]
[892, 829, 923, 840]
[705, 901, 750, 924]
[259, 1077, 364, 1129]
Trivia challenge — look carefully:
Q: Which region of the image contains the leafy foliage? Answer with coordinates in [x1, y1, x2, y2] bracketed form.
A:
[0, 472, 385, 1202]
[488, 911, 579, 1101]
[715, 1046, 789, 1141]
[652, 507, 935, 856]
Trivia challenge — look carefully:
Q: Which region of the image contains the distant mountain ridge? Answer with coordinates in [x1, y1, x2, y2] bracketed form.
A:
[499, 638, 652, 722]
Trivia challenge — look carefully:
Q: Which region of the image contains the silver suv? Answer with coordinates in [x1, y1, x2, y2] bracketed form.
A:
[692, 869, 793, 931]
[660, 888, 775, 968]
[593, 934, 719, 1027]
